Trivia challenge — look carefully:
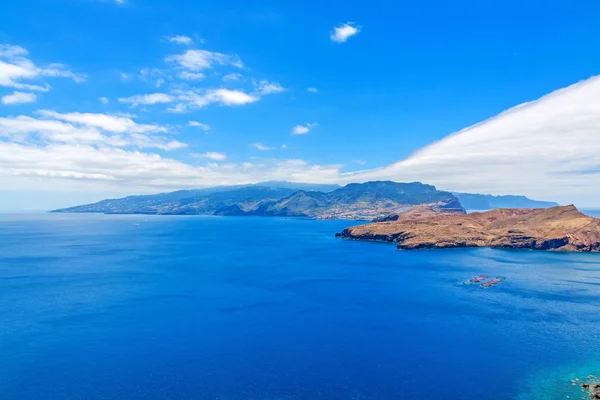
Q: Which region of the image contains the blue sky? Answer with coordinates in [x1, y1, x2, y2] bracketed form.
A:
[1, 0, 600, 210]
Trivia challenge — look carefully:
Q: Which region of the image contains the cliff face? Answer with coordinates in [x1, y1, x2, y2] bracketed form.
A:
[337, 205, 600, 252]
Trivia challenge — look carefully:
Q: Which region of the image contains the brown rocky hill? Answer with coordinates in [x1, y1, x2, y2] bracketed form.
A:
[336, 205, 600, 252]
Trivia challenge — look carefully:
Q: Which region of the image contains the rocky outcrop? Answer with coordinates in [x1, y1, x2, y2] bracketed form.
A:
[372, 199, 466, 222]
[336, 205, 600, 252]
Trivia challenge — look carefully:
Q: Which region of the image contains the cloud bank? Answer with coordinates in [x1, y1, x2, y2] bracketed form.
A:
[346, 76, 600, 206]
[2, 40, 600, 208]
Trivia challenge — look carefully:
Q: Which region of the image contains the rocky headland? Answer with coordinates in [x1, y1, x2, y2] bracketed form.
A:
[336, 205, 600, 252]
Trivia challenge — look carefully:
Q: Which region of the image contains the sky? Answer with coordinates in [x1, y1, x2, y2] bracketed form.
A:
[1, 0, 600, 210]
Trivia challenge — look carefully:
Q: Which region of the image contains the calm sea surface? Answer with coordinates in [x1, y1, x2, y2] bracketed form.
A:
[1, 213, 600, 400]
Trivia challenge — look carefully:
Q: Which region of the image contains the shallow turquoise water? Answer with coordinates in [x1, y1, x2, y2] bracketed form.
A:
[1, 214, 600, 399]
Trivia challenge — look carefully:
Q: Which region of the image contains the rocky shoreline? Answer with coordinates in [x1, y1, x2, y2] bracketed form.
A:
[336, 205, 600, 252]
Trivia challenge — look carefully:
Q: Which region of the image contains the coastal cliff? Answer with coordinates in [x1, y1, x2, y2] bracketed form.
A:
[336, 205, 600, 252]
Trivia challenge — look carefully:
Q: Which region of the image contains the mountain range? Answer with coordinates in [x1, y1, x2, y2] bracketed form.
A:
[53, 181, 559, 220]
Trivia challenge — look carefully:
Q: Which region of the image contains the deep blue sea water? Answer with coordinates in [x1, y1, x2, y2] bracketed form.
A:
[2, 213, 600, 400]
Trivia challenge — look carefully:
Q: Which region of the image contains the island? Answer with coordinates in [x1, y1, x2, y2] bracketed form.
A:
[336, 205, 600, 252]
[52, 180, 559, 221]
[52, 181, 464, 220]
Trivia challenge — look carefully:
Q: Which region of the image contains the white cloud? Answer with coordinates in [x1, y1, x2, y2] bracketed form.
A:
[330, 23, 360, 43]
[194, 152, 227, 161]
[292, 122, 318, 135]
[293, 125, 309, 135]
[188, 121, 210, 132]
[121, 45, 281, 113]
[138, 68, 168, 87]
[0, 142, 343, 195]
[281, 144, 287, 149]
[0, 44, 85, 92]
[223, 72, 242, 82]
[307, 87, 318, 93]
[167, 88, 259, 112]
[179, 71, 205, 80]
[210, 88, 258, 105]
[255, 80, 285, 95]
[121, 87, 260, 112]
[118, 93, 175, 106]
[5, 77, 600, 206]
[99, 97, 109, 104]
[0, 45, 28, 58]
[252, 143, 273, 151]
[166, 103, 188, 114]
[345, 75, 600, 206]
[0, 112, 183, 151]
[36, 110, 167, 133]
[2, 91, 37, 105]
[166, 49, 243, 71]
[167, 35, 194, 46]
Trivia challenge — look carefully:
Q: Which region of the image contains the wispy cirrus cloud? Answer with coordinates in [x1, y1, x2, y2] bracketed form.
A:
[0, 111, 184, 151]
[193, 152, 227, 161]
[165, 88, 258, 113]
[330, 23, 360, 43]
[2, 91, 37, 105]
[179, 71, 205, 81]
[120, 42, 283, 113]
[252, 143, 273, 151]
[138, 68, 168, 88]
[0, 44, 85, 92]
[292, 122, 318, 135]
[118, 93, 175, 106]
[166, 35, 194, 46]
[166, 49, 243, 71]
[255, 80, 285, 95]
[188, 121, 211, 132]
[36, 110, 167, 134]
[223, 72, 242, 82]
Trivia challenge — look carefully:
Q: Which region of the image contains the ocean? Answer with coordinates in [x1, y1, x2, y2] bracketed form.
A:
[1, 213, 600, 400]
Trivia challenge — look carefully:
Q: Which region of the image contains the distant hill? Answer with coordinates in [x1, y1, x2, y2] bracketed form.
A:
[255, 181, 340, 192]
[54, 181, 461, 220]
[53, 186, 298, 215]
[452, 193, 559, 210]
[54, 181, 559, 220]
[225, 181, 463, 219]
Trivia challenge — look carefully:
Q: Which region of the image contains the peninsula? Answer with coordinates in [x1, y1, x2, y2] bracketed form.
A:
[336, 205, 600, 252]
